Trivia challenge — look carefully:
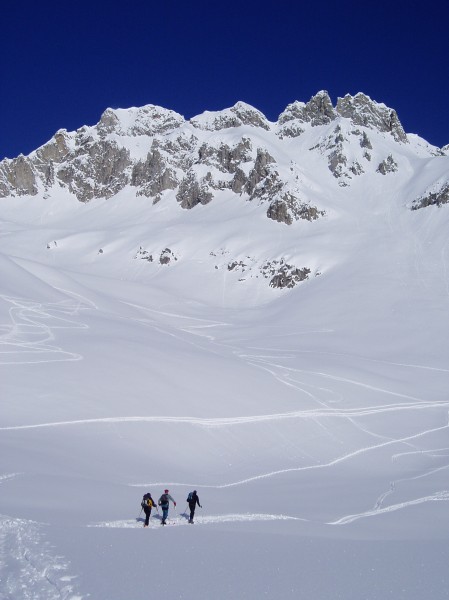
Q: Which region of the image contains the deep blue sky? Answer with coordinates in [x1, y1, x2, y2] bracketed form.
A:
[2, 0, 448, 159]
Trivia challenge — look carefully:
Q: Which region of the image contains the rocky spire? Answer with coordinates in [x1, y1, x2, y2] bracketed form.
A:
[277, 91, 337, 129]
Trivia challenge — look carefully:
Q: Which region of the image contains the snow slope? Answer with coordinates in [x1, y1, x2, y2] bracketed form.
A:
[1, 95, 449, 599]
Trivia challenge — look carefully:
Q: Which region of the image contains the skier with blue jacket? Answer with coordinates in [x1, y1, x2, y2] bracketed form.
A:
[158, 489, 176, 525]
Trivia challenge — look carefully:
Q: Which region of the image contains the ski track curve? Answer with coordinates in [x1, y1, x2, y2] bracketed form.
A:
[328, 490, 449, 525]
[0, 294, 91, 365]
[131, 420, 449, 490]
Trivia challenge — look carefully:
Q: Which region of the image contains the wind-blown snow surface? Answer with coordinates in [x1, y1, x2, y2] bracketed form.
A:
[1, 134, 449, 597]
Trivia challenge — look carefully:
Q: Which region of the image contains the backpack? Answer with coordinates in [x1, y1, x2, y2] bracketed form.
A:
[141, 494, 153, 509]
[159, 493, 169, 506]
[187, 492, 194, 502]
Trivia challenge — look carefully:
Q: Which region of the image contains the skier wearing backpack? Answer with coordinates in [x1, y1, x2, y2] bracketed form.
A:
[158, 489, 176, 525]
[141, 492, 156, 527]
[187, 490, 201, 524]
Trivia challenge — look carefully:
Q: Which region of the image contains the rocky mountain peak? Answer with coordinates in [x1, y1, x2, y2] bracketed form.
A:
[277, 91, 336, 130]
[277, 91, 408, 144]
[97, 105, 185, 137]
[336, 93, 407, 143]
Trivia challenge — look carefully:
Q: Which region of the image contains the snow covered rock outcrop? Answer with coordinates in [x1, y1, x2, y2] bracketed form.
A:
[190, 101, 270, 131]
[412, 180, 449, 210]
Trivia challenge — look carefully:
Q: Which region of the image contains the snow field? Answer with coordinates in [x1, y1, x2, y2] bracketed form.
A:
[2, 124, 449, 597]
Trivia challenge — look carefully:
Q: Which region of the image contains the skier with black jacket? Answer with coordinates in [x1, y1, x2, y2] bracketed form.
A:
[187, 490, 202, 524]
[141, 492, 156, 527]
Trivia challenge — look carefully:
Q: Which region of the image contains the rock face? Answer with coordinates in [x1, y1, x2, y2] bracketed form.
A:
[131, 143, 178, 200]
[0, 155, 37, 196]
[176, 172, 213, 209]
[336, 93, 407, 143]
[57, 139, 132, 202]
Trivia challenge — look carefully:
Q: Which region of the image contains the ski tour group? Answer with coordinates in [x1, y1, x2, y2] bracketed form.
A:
[140, 489, 202, 527]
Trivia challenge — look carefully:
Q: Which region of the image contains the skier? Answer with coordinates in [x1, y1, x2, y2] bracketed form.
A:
[187, 490, 202, 524]
[141, 492, 156, 527]
[158, 489, 176, 525]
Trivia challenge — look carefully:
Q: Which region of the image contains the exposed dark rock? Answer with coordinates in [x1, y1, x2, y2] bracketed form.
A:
[176, 172, 213, 209]
[134, 247, 153, 262]
[411, 182, 449, 210]
[244, 149, 276, 196]
[279, 91, 337, 129]
[35, 131, 71, 169]
[328, 148, 348, 180]
[159, 248, 177, 264]
[261, 260, 311, 288]
[197, 138, 253, 173]
[131, 145, 178, 198]
[267, 194, 325, 225]
[248, 170, 283, 202]
[360, 131, 373, 149]
[231, 168, 248, 194]
[228, 260, 247, 271]
[376, 154, 398, 175]
[0, 155, 38, 197]
[56, 140, 132, 202]
[97, 109, 120, 136]
[310, 125, 365, 184]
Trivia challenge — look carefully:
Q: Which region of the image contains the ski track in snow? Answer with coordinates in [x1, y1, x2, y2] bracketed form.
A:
[328, 490, 449, 525]
[0, 475, 81, 599]
[0, 294, 91, 365]
[1, 399, 448, 432]
[89, 512, 306, 530]
[0, 516, 82, 600]
[131, 420, 449, 489]
[0, 473, 21, 485]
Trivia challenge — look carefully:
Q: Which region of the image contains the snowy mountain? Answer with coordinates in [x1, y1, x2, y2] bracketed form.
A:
[1, 92, 449, 599]
[1, 90, 448, 298]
